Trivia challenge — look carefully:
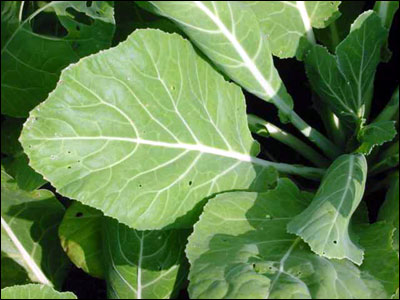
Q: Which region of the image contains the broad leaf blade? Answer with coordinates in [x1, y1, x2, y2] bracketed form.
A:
[187, 179, 396, 299]
[1, 169, 69, 288]
[356, 121, 397, 155]
[141, 1, 294, 121]
[1, 1, 115, 117]
[58, 202, 105, 279]
[1, 284, 77, 299]
[104, 219, 189, 299]
[378, 172, 399, 252]
[305, 11, 387, 128]
[20, 29, 279, 230]
[243, 1, 341, 59]
[287, 154, 368, 265]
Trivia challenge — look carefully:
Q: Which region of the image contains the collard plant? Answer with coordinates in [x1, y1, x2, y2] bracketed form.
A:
[1, 1, 399, 299]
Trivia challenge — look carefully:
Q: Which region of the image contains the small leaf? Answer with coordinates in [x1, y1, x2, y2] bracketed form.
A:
[356, 121, 397, 155]
[287, 154, 368, 265]
[305, 11, 388, 129]
[1, 284, 77, 299]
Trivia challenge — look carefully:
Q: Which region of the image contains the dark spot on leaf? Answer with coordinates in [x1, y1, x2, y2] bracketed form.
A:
[75, 212, 83, 217]
[67, 166, 71, 169]
[67, 150, 71, 154]
[139, 184, 142, 188]
[86, 1, 93, 7]
[252, 263, 256, 269]
[76, 25, 80, 31]
[188, 181, 193, 186]
[333, 240, 337, 244]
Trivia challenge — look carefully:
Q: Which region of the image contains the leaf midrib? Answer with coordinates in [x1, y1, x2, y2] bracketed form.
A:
[1, 215, 51, 285]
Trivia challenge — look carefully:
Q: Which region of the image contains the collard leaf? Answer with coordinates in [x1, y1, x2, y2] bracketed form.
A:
[305, 11, 388, 129]
[378, 172, 399, 252]
[1, 1, 115, 117]
[356, 121, 397, 155]
[315, 1, 365, 53]
[1, 284, 77, 299]
[187, 179, 397, 299]
[138, 1, 341, 159]
[140, 1, 294, 122]
[1, 169, 69, 288]
[287, 154, 367, 265]
[59, 201, 189, 298]
[104, 219, 190, 299]
[58, 202, 105, 279]
[243, 1, 341, 59]
[19, 28, 312, 230]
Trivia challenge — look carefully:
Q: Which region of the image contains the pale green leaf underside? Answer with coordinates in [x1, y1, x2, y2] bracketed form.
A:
[287, 154, 367, 265]
[1, 284, 77, 299]
[305, 11, 387, 128]
[104, 219, 189, 299]
[356, 121, 397, 155]
[20, 29, 278, 230]
[143, 1, 294, 119]
[243, 1, 341, 59]
[187, 179, 394, 299]
[378, 172, 399, 252]
[1, 1, 115, 117]
[58, 202, 105, 279]
[1, 169, 69, 288]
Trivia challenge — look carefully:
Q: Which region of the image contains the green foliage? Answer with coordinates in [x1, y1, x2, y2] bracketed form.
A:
[1, 1, 399, 299]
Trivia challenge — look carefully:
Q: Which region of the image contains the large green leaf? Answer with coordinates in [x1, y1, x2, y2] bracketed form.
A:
[1, 169, 69, 289]
[356, 121, 397, 155]
[1, 284, 77, 299]
[139, 1, 341, 159]
[19, 28, 327, 230]
[104, 219, 189, 299]
[186, 179, 398, 299]
[1, 1, 115, 117]
[287, 154, 367, 265]
[378, 172, 399, 252]
[58, 202, 105, 279]
[305, 11, 387, 129]
[139, 1, 293, 118]
[243, 1, 341, 59]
